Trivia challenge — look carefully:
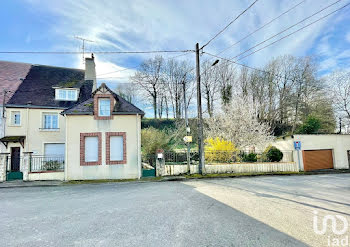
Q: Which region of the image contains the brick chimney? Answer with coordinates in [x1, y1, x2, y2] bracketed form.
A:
[85, 53, 97, 92]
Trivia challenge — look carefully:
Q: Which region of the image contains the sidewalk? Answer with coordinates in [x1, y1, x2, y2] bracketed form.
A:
[1, 169, 349, 188]
[0, 180, 64, 189]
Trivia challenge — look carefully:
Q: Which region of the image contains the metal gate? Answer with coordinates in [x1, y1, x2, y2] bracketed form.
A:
[6, 157, 24, 180]
[142, 154, 156, 177]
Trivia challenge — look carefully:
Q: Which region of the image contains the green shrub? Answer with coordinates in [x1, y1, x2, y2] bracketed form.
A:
[297, 116, 321, 134]
[43, 160, 63, 171]
[141, 127, 171, 156]
[242, 153, 257, 162]
[263, 146, 283, 162]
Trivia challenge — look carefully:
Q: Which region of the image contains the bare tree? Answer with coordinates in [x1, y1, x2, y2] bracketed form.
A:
[163, 59, 192, 118]
[201, 61, 220, 117]
[115, 83, 137, 103]
[131, 56, 164, 118]
[327, 70, 350, 121]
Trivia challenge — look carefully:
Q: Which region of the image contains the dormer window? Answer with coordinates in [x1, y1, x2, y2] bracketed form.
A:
[99, 98, 111, 116]
[55, 89, 78, 101]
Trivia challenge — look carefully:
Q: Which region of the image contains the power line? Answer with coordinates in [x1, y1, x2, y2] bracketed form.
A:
[96, 52, 192, 77]
[216, 0, 306, 56]
[204, 52, 311, 85]
[0, 49, 194, 55]
[201, 0, 259, 49]
[231, 0, 343, 60]
[235, 1, 350, 61]
[196, 0, 306, 76]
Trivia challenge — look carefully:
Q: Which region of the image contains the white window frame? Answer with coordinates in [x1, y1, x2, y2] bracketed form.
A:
[42, 112, 59, 131]
[11, 111, 21, 126]
[98, 98, 111, 117]
[85, 136, 99, 162]
[110, 136, 124, 161]
[55, 88, 79, 101]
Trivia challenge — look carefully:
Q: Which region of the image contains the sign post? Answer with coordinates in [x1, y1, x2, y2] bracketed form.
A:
[294, 141, 302, 171]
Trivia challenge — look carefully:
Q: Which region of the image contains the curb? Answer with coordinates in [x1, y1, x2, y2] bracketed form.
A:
[1, 170, 349, 187]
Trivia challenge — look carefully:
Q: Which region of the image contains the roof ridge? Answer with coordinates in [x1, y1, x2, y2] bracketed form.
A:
[0, 60, 32, 65]
[32, 64, 84, 71]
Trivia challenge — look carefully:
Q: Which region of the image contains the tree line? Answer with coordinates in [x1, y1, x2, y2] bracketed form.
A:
[117, 54, 340, 136]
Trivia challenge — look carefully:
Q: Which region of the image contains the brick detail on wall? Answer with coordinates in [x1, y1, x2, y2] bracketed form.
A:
[94, 94, 115, 120]
[80, 132, 102, 166]
[106, 132, 127, 165]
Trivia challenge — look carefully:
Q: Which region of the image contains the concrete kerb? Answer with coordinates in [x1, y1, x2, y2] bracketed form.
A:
[0, 180, 64, 189]
[1, 169, 349, 188]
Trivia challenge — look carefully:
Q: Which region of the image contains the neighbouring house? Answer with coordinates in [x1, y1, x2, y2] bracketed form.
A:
[2, 60, 92, 180]
[273, 134, 350, 171]
[0, 55, 144, 181]
[0, 61, 31, 153]
[62, 83, 144, 180]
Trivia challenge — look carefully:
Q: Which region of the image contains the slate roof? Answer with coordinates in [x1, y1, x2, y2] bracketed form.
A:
[7, 64, 92, 108]
[0, 61, 31, 105]
[62, 84, 144, 116]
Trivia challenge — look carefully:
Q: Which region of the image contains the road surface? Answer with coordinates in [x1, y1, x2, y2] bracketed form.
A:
[0, 174, 349, 246]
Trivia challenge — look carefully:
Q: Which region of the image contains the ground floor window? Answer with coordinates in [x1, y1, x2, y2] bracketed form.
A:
[80, 133, 101, 166]
[106, 132, 127, 165]
[44, 143, 65, 157]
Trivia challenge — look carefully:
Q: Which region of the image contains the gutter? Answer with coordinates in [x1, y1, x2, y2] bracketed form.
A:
[6, 104, 69, 110]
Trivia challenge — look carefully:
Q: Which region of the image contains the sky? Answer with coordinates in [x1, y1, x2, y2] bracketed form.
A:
[1, 0, 350, 106]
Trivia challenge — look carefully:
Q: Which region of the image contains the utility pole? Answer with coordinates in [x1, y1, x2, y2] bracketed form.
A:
[195, 43, 205, 174]
[74, 36, 94, 64]
[182, 78, 191, 173]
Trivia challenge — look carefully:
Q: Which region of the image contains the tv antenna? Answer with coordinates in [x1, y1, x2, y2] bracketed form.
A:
[74, 36, 94, 63]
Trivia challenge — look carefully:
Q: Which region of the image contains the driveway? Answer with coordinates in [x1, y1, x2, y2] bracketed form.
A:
[0, 174, 349, 247]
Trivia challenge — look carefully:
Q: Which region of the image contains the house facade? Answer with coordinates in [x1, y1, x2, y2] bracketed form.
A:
[0, 57, 81, 180]
[0, 61, 31, 153]
[62, 83, 144, 180]
[0, 55, 144, 181]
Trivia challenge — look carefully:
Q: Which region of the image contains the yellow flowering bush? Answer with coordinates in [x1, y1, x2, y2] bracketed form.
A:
[204, 137, 239, 163]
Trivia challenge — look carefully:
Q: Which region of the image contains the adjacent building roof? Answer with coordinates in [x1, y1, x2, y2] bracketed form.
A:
[62, 83, 144, 116]
[7, 64, 92, 109]
[0, 61, 31, 105]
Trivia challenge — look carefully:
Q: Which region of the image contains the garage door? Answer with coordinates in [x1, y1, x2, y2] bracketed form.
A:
[302, 149, 333, 171]
[44, 143, 65, 157]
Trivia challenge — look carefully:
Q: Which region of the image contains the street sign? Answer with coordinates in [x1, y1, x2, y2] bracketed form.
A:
[294, 141, 301, 150]
[183, 136, 192, 143]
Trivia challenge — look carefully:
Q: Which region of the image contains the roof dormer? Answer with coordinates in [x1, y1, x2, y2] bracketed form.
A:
[55, 88, 80, 101]
[93, 83, 116, 120]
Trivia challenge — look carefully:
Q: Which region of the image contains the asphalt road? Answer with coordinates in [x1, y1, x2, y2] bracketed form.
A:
[0, 174, 349, 247]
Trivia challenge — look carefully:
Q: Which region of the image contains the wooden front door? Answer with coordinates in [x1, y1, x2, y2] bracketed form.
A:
[11, 147, 21, 171]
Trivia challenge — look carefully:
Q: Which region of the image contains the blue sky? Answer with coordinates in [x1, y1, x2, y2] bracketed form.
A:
[1, 0, 350, 87]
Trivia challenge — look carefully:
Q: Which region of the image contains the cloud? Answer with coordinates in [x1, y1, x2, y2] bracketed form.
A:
[23, 0, 350, 74]
[346, 32, 350, 43]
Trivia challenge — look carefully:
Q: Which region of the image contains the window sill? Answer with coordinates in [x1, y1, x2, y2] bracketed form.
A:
[9, 124, 21, 127]
[39, 128, 60, 132]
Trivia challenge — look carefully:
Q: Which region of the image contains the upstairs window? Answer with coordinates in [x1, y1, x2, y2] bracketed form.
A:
[98, 98, 111, 116]
[55, 89, 78, 101]
[42, 113, 58, 130]
[11, 111, 21, 126]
